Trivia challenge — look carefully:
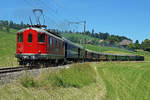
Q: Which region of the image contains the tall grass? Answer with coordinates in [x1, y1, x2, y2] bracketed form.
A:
[20, 63, 97, 88]
[20, 74, 38, 88]
[0, 63, 104, 100]
[97, 62, 150, 100]
[1, 62, 150, 100]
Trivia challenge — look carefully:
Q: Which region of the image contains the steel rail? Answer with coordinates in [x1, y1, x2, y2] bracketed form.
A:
[0, 67, 25, 74]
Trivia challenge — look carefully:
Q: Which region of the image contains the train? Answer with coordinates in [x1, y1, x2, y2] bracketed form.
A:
[15, 25, 144, 67]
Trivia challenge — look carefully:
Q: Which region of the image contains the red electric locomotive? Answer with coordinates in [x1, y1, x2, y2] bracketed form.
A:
[16, 27, 65, 66]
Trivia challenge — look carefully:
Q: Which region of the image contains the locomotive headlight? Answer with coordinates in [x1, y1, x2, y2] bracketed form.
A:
[38, 50, 41, 54]
[19, 50, 22, 54]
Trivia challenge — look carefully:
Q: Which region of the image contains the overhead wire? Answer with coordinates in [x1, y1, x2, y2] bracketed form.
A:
[23, 0, 58, 29]
[25, 0, 67, 29]
[37, 0, 74, 30]
[23, 0, 82, 31]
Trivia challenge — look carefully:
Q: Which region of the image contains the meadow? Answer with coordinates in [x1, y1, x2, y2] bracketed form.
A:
[0, 63, 106, 100]
[0, 62, 150, 100]
[95, 62, 150, 100]
[0, 29, 18, 67]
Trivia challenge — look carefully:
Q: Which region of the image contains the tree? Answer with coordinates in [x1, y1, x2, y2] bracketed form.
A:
[91, 29, 94, 36]
[134, 40, 140, 49]
[9, 21, 14, 28]
[108, 36, 119, 45]
[128, 43, 136, 50]
[85, 31, 90, 36]
[0, 24, 2, 30]
[141, 39, 150, 51]
[6, 25, 10, 33]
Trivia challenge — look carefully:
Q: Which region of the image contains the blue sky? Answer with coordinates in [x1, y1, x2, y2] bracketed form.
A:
[1, 0, 150, 42]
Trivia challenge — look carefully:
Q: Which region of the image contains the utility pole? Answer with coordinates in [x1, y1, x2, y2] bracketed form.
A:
[68, 20, 87, 61]
[68, 20, 86, 34]
[68, 20, 86, 43]
[84, 20, 86, 34]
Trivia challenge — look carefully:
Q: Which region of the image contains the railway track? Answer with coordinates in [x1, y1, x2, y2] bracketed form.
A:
[0, 67, 25, 74]
[0, 65, 68, 75]
[0, 60, 148, 75]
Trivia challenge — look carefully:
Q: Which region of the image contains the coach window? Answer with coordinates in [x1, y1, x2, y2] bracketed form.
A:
[53, 38, 55, 47]
[50, 37, 53, 45]
[28, 32, 32, 43]
[55, 40, 57, 47]
[38, 33, 45, 42]
[59, 41, 60, 47]
[18, 32, 23, 42]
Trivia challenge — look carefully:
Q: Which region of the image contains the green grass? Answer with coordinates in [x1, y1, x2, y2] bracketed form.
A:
[47, 63, 96, 88]
[84, 44, 135, 54]
[0, 29, 18, 67]
[0, 63, 105, 100]
[0, 62, 150, 100]
[95, 62, 150, 100]
[21, 63, 97, 88]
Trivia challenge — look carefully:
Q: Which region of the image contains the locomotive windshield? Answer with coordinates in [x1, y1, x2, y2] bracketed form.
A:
[38, 33, 45, 42]
[28, 32, 32, 43]
[17, 32, 23, 42]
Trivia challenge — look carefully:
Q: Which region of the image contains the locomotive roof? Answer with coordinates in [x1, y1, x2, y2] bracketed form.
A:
[18, 27, 84, 49]
[18, 27, 64, 41]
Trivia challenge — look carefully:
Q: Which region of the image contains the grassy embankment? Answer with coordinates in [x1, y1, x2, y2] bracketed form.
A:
[0, 29, 18, 67]
[0, 62, 150, 100]
[0, 63, 106, 100]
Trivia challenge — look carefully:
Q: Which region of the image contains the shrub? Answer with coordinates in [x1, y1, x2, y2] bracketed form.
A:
[20, 74, 38, 88]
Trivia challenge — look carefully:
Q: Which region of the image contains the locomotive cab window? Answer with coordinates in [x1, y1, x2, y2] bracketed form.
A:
[38, 33, 45, 42]
[17, 32, 23, 42]
[28, 33, 32, 43]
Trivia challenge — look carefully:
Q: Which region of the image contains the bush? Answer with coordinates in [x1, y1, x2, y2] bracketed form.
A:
[141, 39, 150, 51]
[20, 74, 38, 88]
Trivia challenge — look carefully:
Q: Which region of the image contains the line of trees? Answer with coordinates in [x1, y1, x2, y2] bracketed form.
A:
[62, 29, 132, 46]
[0, 20, 27, 32]
[128, 39, 150, 52]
